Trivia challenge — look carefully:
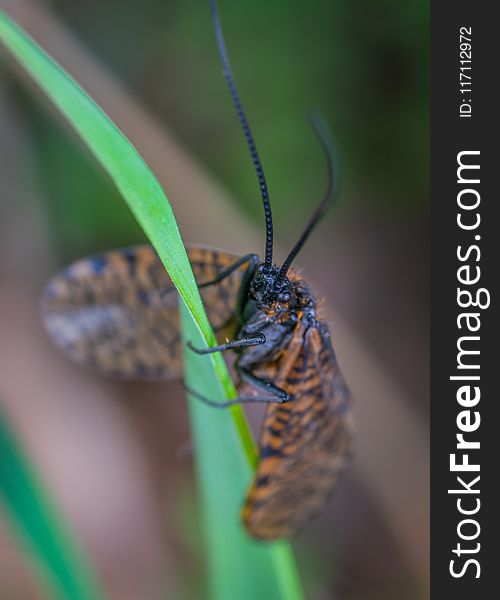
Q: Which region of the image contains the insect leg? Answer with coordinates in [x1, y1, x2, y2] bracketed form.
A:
[198, 252, 260, 325]
[198, 253, 259, 289]
[159, 254, 259, 300]
[184, 384, 289, 409]
[187, 333, 265, 355]
[237, 366, 291, 402]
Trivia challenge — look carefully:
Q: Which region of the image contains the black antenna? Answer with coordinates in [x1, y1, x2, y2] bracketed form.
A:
[278, 113, 340, 279]
[208, 0, 274, 267]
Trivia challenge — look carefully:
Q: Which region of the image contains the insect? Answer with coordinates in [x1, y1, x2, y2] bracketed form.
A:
[41, 0, 353, 540]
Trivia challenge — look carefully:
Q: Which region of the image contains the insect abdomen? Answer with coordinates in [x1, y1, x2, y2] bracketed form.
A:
[241, 324, 353, 540]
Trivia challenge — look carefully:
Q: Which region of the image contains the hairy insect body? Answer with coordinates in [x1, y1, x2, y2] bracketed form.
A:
[234, 271, 353, 539]
[42, 246, 353, 540]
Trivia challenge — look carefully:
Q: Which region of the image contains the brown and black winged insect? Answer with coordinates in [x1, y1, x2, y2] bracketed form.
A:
[41, 0, 353, 540]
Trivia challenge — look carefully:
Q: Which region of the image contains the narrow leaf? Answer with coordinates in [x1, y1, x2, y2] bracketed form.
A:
[0, 403, 105, 600]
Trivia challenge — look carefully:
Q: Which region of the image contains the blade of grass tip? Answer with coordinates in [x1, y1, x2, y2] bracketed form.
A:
[0, 11, 201, 338]
[0, 402, 106, 600]
[0, 12, 304, 599]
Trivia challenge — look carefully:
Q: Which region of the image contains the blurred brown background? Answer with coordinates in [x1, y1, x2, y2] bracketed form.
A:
[0, 0, 429, 598]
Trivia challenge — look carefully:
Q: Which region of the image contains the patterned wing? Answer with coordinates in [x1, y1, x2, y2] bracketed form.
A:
[242, 322, 353, 540]
[41, 244, 245, 379]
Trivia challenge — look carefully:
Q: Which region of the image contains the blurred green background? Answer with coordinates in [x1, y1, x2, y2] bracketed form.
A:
[1, 0, 429, 598]
[22, 0, 428, 259]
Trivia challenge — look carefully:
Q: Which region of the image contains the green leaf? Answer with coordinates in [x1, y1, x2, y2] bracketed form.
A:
[181, 304, 303, 599]
[0, 403, 105, 600]
[0, 12, 303, 599]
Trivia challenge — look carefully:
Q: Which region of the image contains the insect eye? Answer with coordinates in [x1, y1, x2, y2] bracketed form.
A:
[278, 292, 291, 303]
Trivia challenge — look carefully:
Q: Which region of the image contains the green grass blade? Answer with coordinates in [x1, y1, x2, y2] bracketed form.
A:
[181, 303, 303, 600]
[0, 12, 304, 599]
[0, 403, 105, 600]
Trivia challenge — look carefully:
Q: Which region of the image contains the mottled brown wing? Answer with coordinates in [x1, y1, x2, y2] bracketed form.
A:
[242, 322, 353, 540]
[41, 244, 245, 379]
